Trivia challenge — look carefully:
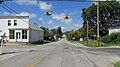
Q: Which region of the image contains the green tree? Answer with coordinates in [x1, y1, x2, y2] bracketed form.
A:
[57, 27, 63, 38]
[82, 1, 120, 37]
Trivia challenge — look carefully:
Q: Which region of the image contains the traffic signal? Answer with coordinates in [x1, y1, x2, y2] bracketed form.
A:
[0, 0, 4, 3]
[63, 16, 70, 19]
[44, 11, 52, 16]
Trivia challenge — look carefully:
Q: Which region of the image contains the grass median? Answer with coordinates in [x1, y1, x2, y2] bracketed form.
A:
[114, 61, 120, 67]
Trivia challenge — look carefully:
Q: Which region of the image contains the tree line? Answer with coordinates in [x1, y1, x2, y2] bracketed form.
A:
[66, 1, 120, 41]
[40, 27, 63, 41]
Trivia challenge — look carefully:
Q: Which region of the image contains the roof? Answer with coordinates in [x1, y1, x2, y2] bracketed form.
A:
[29, 24, 43, 31]
[0, 15, 29, 19]
[109, 23, 120, 29]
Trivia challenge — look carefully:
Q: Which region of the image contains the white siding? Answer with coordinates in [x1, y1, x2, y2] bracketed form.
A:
[0, 17, 29, 40]
[29, 29, 43, 42]
[0, 15, 44, 43]
[8, 18, 29, 29]
[0, 19, 9, 37]
[109, 28, 120, 35]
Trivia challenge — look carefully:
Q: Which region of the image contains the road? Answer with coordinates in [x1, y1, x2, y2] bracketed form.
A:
[0, 39, 119, 67]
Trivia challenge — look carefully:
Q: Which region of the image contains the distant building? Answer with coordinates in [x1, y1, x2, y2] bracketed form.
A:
[108, 23, 120, 35]
[0, 15, 44, 42]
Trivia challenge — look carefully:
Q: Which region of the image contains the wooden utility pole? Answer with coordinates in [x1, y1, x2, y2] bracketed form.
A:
[97, 1, 100, 46]
[87, 20, 89, 45]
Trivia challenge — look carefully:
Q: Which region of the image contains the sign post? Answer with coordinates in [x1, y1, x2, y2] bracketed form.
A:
[0, 33, 7, 55]
[0, 38, 3, 55]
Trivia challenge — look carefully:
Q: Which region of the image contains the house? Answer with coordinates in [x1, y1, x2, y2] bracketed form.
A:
[108, 23, 120, 35]
[0, 15, 44, 42]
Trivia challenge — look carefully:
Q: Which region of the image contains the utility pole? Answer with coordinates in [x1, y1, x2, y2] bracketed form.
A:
[87, 20, 89, 45]
[97, 1, 100, 46]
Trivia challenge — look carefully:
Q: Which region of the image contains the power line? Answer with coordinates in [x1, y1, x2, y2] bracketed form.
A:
[0, 3, 39, 28]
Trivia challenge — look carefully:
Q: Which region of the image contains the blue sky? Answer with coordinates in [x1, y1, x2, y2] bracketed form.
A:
[0, 0, 92, 32]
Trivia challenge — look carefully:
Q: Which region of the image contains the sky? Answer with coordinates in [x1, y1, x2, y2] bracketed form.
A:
[0, 0, 93, 32]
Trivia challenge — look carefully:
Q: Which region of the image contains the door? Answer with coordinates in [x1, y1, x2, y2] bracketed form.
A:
[16, 32, 21, 42]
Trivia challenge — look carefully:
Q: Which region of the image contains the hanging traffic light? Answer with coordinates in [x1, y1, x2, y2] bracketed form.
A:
[63, 16, 70, 19]
[0, 0, 4, 3]
[44, 11, 52, 16]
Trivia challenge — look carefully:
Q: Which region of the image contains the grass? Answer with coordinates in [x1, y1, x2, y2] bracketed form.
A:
[77, 41, 107, 47]
[114, 61, 120, 67]
[108, 42, 120, 46]
[78, 41, 98, 47]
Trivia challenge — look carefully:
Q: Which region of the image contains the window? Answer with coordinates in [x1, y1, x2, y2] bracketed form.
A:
[8, 20, 11, 26]
[22, 30, 27, 39]
[9, 30, 15, 39]
[14, 20, 17, 26]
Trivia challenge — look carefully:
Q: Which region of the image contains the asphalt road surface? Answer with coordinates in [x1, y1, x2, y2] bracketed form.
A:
[0, 39, 119, 67]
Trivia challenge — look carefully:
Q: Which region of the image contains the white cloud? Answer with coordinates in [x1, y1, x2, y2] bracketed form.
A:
[48, 20, 53, 24]
[63, 18, 73, 23]
[61, 27, 66, 30]
[38, 17, 45, 24]
[17, 0, 37, 5]
[51, 13, 72, 23]
[38, 1, 53, 11]
[38, 17, 43, 21]
[72, 24, 82, 30]
[19, 12, 37, 19]
[3, 12, 11, 15]
[52, 13, 63, 20]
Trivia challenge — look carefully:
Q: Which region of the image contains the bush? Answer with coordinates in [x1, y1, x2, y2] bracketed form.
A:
[102, 35, 111, 43]
[102, 33, 120, 44]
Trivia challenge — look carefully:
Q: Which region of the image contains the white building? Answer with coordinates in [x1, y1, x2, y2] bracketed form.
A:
[0, 15, 44, 42]
[109, 24, 120, 35]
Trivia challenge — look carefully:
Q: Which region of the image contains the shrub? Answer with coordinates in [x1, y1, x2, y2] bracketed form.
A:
[102, 32, 120, 44]
[101, 35, 111, 43]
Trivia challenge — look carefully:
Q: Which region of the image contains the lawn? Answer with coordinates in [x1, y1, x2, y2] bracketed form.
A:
[78, 41, 98, 47]
[114, 61, 120, 67]
[77, 41, 106, 47]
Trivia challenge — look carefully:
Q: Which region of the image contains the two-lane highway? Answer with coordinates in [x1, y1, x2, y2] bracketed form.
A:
[0, 39, 118, 67]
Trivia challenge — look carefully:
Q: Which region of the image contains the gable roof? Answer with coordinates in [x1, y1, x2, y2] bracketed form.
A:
[0, 15, 29, 19]
[29, 24, 43, 31]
